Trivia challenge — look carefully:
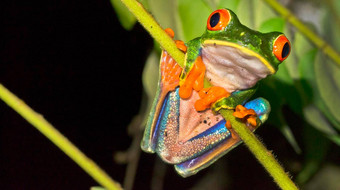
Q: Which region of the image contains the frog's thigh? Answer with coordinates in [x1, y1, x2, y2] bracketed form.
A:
[243, 97, 271, 124]
[173, 128, 242, 177]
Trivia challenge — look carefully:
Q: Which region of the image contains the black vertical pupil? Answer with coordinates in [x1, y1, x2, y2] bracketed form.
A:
[210, 13, 220, 28]
[281, 42, 290, 58]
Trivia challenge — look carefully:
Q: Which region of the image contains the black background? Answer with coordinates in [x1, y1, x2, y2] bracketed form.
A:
[0, 0, 295, 189]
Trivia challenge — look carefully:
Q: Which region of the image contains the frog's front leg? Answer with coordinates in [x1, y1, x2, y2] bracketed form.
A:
[178, 56, 206, 99]
[178, 56, 230, 111]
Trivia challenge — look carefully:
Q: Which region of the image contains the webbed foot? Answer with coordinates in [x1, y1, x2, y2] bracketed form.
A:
[178, 56, 205, 99]
[233, 105, 258, 127]
[195, 86, 230, 111]
[161, 28, 186, 91]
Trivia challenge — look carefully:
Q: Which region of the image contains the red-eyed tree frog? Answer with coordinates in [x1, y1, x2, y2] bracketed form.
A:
[141, 8, 291, 177]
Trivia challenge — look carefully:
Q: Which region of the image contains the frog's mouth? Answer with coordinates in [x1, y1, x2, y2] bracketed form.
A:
[201, 40, 275, 92]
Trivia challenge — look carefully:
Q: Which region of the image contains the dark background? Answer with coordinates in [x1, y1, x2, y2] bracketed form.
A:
[0, 0, 296, 189]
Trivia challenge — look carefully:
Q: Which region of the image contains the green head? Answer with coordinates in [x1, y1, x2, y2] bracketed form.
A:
[200, 8, 291, 74]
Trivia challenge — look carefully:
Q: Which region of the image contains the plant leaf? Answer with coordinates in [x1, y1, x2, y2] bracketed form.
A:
[217, 0, 240, 11]
[110, 0, 136, 30]
[296, 125, 330, 185]
[304, 164, 340, 189]
[147, 0, 180, 36]
[303, 105, 337, 136]
[178, 0, 212, 41]
[90, 187, 106, 190]
[142, 50, 159, 101]
[258, 17, 285, 33]
[314, 53, 340, 127]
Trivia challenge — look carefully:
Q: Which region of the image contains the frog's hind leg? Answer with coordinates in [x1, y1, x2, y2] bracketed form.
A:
[173, 123, 242, 177]
[141, 50, 182, 153]
[173, 98, 270, 177]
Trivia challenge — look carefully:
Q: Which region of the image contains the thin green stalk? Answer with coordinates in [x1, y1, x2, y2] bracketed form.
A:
[0, 84, 122, 190]
[119, 0, 185, 67]
[220, 110, 299, 190]
[263, 0, 340, 67]
[120, 0, 299, 189]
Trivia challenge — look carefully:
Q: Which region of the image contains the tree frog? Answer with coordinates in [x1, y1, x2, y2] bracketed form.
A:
[141, 8, 291, 177]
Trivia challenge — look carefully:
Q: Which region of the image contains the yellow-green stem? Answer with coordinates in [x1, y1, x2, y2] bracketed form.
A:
[263, 0, 340, 66]
[220, 110, 299, 190]
[119, 0, 185, 67]
[121, 0, 299, 189]
[0, 84, 122, 190]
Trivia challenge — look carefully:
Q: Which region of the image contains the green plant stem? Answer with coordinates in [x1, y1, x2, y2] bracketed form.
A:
[220, 110, 299, 190]
[0, 84, 122, 190]
[121, 0, 299, 189]
[263, 0, 340, 67]
[119, 0, 185, 68]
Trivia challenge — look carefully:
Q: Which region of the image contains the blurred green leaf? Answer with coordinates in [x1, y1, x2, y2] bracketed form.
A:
[253, 0, 277, 30]
[147, 0, 183, 38]
[217, 0, 240, 11]
[298, 48, 318, 104]
[322, 3, 340, 53]
[258, 17, 284, 33]
[280, 123, 301, 154]
[299, 49, 340, 142]
[315, 53, 340, 128]
[141, 50, 160, 125]
[90, 187, 106, 190]
[304, 164, 340, 190]
[178, 0, 212, 41]
[303, 105, 337, 136]
[110, 0, 137, 30]
[257, 78, 301, 153]
[296, 125, 330, 185]
[235, 0, 252, 27]
[142, 50, 159, 101]
[294, 32, 314, 59]
[202, 0, 220, 10]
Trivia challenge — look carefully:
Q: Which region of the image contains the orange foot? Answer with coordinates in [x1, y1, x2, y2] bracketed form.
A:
[195, 86, 230, 111]
[233, 105, 258, 127]
[225, 120, 237, 139]
[165, 28, 187, 53]
[160, 51, 182, 92]
[178, 56, 206, 99]
[160, 28, 187, 92]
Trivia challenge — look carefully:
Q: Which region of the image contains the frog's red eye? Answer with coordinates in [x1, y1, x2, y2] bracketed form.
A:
[273, 35, 291, 61]
[207, 9, 230, 31]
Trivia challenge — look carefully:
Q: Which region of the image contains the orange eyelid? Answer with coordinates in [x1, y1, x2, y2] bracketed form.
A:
[207, 9, 231, 31]
[273, 35, 291, 62]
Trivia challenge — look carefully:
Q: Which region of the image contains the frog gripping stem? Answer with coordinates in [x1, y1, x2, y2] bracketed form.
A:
[178, 56, 206, 99]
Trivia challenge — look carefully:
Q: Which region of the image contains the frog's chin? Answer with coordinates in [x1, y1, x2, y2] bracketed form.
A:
[201, 40, 274, 92]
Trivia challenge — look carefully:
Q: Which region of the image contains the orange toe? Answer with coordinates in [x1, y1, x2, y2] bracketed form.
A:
[233, 105, 258, 127]
[194, 86, 230, 111]
[247, 116, 257, 127]
[233, 105, 256, 119]
[164, 28, 175, 38]
[160, 51, 182, 91]
[175, 40, 187, 53]
[179, 56, 206, 99]
[226, 120, 232, 129]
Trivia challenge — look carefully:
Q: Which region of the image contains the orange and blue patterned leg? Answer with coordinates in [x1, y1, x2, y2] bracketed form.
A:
[141, 28, 185, 152]
[174, 98, 270, 177]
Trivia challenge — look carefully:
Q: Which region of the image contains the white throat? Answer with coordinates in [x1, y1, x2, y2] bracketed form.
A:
[201, 44, 272, 92]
